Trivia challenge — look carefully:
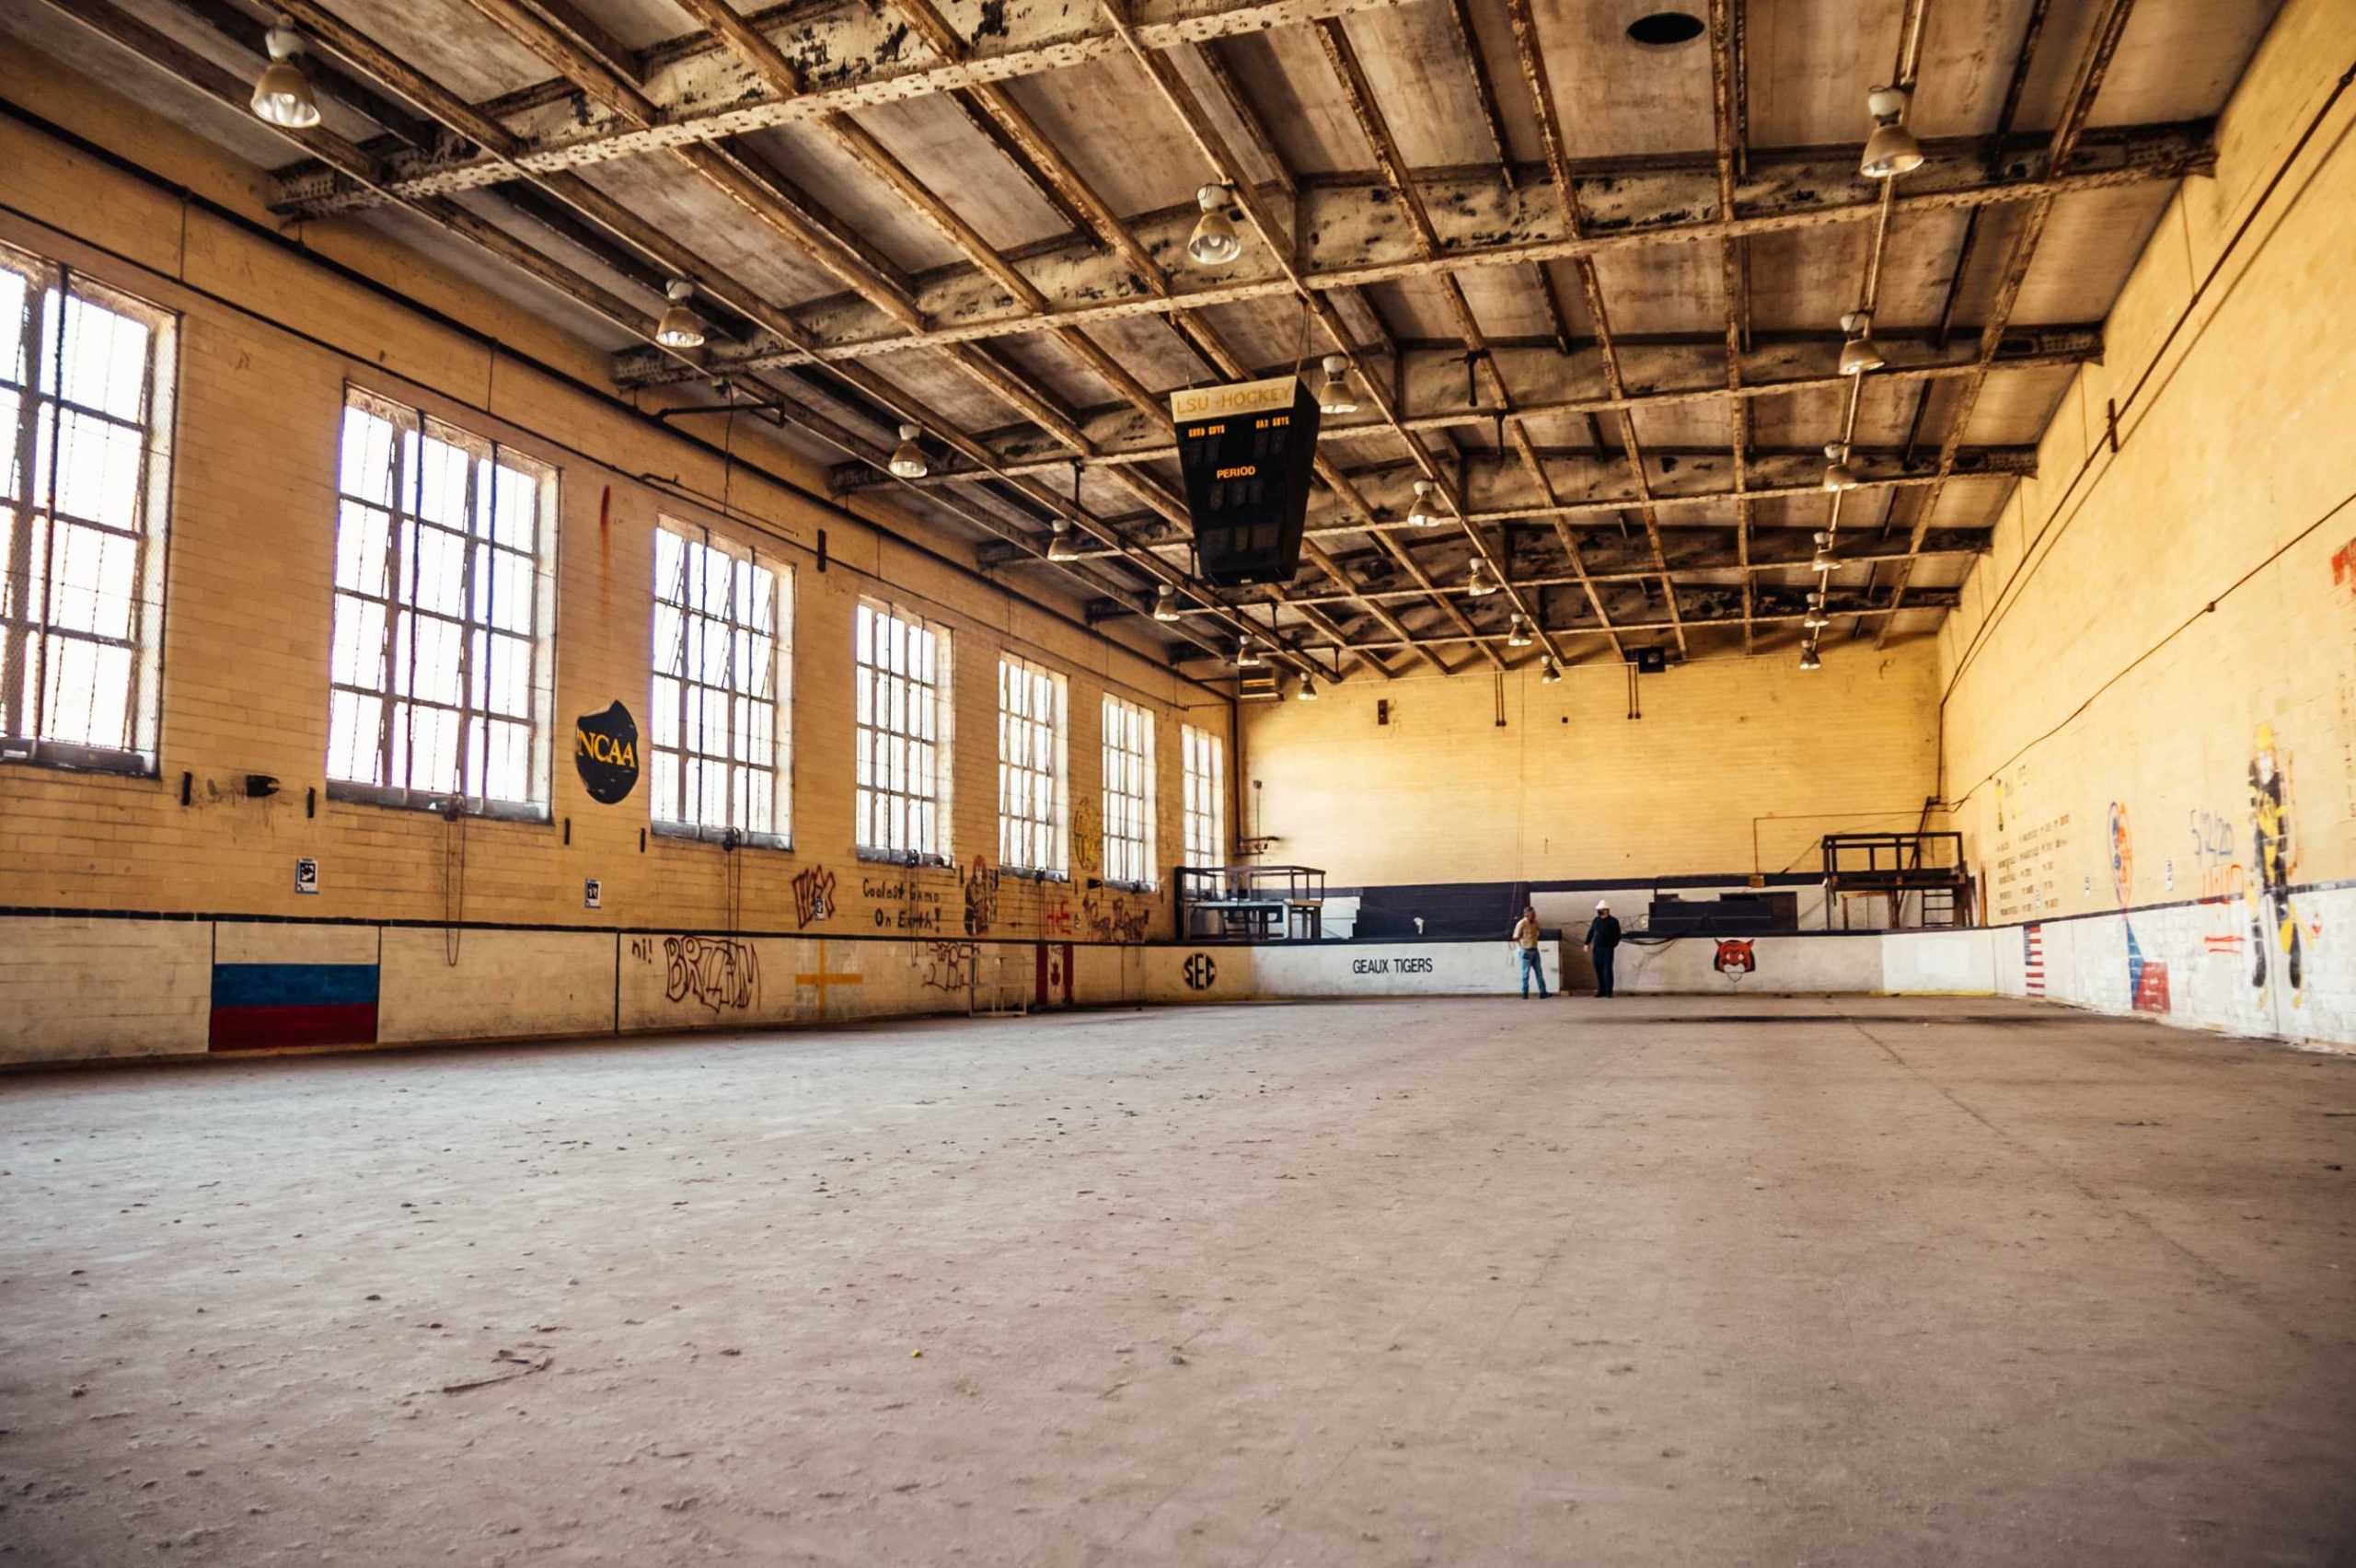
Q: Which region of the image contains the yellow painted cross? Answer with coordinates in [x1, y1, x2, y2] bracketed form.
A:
[795, 939, 863, 1019]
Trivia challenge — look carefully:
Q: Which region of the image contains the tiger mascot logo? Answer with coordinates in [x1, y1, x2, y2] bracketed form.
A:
[1714, 939, 1757, 979]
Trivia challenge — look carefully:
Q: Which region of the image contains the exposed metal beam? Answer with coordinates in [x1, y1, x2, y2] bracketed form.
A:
[1880, 0, 2142, 641]
[1211, 593, 1966, 659]
[600, 124, 2208, 379]
[267, 0, 1417, 212]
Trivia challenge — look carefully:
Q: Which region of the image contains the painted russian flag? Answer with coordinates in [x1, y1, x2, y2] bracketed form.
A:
[209, 963, 380, 1051]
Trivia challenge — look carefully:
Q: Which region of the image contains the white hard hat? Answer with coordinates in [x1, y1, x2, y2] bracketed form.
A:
[1596, 900, 1611, 910]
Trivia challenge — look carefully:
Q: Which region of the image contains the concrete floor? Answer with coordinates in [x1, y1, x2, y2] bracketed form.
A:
[2, 997, 2352, 1565]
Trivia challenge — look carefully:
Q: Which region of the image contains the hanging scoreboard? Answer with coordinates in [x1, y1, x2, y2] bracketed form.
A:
[1170, 375, 1322, 587]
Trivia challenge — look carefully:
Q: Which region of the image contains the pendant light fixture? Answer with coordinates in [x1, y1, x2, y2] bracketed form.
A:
[1821, 441, 1860, 493]
[1798, 644, 1823, 672]
[1860, 86, 1924, 179]
[1046, 516, 1081, 561]
[654, 280, 705, 349]
[1187, 184, 1242, 268]
[1151, 582, 1182, 622]
[888, 423, 929, 478]
[1837, 310, 1885, 375]
[1465, 558, 1497, 598]
[1803, 590, 1829, 631]
[1408, 479, 1438, 527]
[250, 20, 323, 129]
[1315, 354, 1357, 415]
[1296, 676, 1320, 701]
[1812, 530, 1835, 572]
[1507, 614, 1532, 648]
[1237, 638, 1265, 669]
[1540, 659, 1563, 685]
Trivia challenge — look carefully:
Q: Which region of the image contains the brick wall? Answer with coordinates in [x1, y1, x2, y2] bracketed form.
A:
[1935, 0, 2354, 1044]
[0, 52, 1230, 963]
[1241, 640, 1942, 887]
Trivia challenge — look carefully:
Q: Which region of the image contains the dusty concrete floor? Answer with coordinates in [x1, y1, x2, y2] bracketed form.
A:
[2, 996, 2353, 1565]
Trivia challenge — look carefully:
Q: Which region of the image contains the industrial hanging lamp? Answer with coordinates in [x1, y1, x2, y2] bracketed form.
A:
[1152, 582, 1182, 622]
[1812, 530, 1835, 572]
[1821, 441, 1860, 493]
[1315, 354, 1358, 415]
[654, 280, 706, 349]
[1046, 516, 1082, 561]
[250, 20, 323, 129]
[1803, 590, 1830, 631]
[1237, 637, 1265, 668]
[1860, 86, 1924, 179]
[1465, 557, 1497, 598]
[1297, 676, 1320, 701]
[1187, 184, 1242, 268]
[1408, 479, 1439, 527]
[1507, 614, 1533, 649]
[888, 424, 929, 478]
[1837, 310, 1885, 375]
[1540, 659, 1563, 685]
[1798, 643, 1823, 671]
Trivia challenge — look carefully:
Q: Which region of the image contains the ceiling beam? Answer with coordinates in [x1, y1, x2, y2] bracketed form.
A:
[1880, 0, 2142, 641]
[267, 0, 1416, 212]
[598, 122, 2207, 380]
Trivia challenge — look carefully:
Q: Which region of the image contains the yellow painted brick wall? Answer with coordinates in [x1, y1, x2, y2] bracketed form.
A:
[0, 54, 1231, 950]
[1242, 640, 1941, 886]
[1934, 0, 2356, 939]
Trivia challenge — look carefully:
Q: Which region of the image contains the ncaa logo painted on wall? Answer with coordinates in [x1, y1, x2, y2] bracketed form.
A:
[1183, 952, 1218, 990]
[574, 700, 641, 804]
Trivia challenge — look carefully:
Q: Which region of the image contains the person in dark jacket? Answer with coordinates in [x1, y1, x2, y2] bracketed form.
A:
[1586, 901, 1623, 997]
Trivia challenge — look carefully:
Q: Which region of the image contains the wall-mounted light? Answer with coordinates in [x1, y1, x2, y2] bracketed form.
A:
[250, 21, 322, 129]
[1187, 183, 1242, 268]
[1315, 354, 1357, 415]
[1860, 86, 1924, 179]
[654, 279, 705, 349]
[1821, 441, 1860, 492]
[1837, 310, 1885, 375]
[888, 423, 928, 478]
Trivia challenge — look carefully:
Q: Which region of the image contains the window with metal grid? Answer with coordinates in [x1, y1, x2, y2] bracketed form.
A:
[1101, 692, 1156, 889]
[1182, 723, 1226, 866]
[650, 521, 791, 845]
[854, 599, 952, 862]
[0, 243, 176, 773]
[997, 652, 1067, 875]
[326, 386, 555, 817]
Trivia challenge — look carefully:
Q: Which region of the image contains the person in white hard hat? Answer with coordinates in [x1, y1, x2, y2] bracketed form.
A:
[1585, 900, 1624, 997]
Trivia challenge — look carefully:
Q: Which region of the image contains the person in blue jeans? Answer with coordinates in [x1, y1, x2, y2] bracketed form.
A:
[1512, 904, 1549, 997]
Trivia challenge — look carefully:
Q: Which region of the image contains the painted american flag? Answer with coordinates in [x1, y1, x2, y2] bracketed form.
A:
[2023, 923, 2047, 996]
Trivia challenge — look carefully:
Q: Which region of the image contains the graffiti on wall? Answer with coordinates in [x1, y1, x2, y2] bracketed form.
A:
[1989, 765, 2070, 923]
[1084, 890, 1151, 943]
[791, 864, 837, 928]
[2110, 803, 2169, 1014]
[921, 940, 975, 993]
[1043, 896, 1078, 938]
[1070, 798, 1103, 875]
[962, 857, 1001, 936]
[862, 873, 944, 933]
[2247, 725, 2305, 1000]
[664, 935, 759, 1012]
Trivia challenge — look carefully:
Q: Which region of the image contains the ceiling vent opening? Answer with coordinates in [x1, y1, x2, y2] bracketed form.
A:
[1626, 11, 1704, 48]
